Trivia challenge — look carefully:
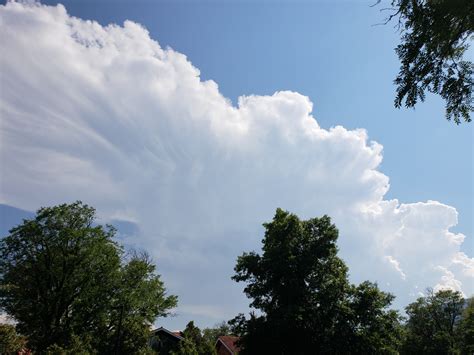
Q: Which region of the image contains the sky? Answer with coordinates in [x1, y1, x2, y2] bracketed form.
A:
[0, 0, 473, 330]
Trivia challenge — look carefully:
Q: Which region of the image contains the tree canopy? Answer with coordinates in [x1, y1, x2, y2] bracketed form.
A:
[0, 324, 27, 354]
[382, 0, 473, 123]
[202, 321, 234, 345]
[171, 321, 216, 355]
[232, 208, 402, 354]
[458, 297, 474, 354]
[0, 201, 177, 354]
[402, 289, 473, 354]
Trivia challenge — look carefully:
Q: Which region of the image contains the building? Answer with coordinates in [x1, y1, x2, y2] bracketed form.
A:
[216, 335, 240, 355]
[149, 327, 183, 354]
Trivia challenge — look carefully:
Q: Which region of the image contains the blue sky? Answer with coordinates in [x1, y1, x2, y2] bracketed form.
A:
[1, 0, 472, 330]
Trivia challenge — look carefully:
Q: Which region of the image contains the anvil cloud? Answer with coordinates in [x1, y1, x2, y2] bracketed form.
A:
[0, 1, 472, 327]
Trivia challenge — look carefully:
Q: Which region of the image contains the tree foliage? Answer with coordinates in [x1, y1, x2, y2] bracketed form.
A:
[202, 321, 233, 345]
[458, 297, 474, 355]
[402, 289, 472, 354]
[0, 324, 28, 354]
[171, 321, 216, 355]
[381, 0, 473, 123]
[0, 201, 177, 354]
[232, 208, 402, 354]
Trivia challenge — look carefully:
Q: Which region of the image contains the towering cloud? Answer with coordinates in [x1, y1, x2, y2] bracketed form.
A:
[0, 1, 472, 326]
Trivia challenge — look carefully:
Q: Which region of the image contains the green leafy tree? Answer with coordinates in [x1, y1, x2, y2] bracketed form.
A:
[379, 0, 473, 123]
[106, 253, 178, 355]
[171, 321, 216, 355]
[44, 334, 95, 355]
[202, 321, 233, 345]
[458, 297, 474, 354]
[402, 289, 465, 354]
[0, 324, 27, 354]
[232, 208, 402, 354]
[171, 338, 199, 355]
[0, 201, 177, 354]
[227, 313, 247, 338]
[348, 281, 403, 354]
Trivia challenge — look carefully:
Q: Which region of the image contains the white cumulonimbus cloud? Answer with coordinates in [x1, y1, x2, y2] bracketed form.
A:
[0, 1, 472, 327]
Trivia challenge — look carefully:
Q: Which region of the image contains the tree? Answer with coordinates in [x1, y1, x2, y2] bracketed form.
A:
[347, 281, 403, 354]
[380, 0, 473, 123]
[171, 321, 216, 355]
[170, 338, 199, 355]
[457, 297, 474, 354]
[0, 324, 27, 354]
[202, 321, 233, 345]
[0, 201, 177, 353]
[401, 289, 465, 354]
[226, 313, 247, 338]
[232, 208, 402, 354]
[106, 252, 178, 355]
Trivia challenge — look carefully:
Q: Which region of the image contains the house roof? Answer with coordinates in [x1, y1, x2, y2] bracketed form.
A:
[152, 327, 184, 340]
[217, 336, 240, 354]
